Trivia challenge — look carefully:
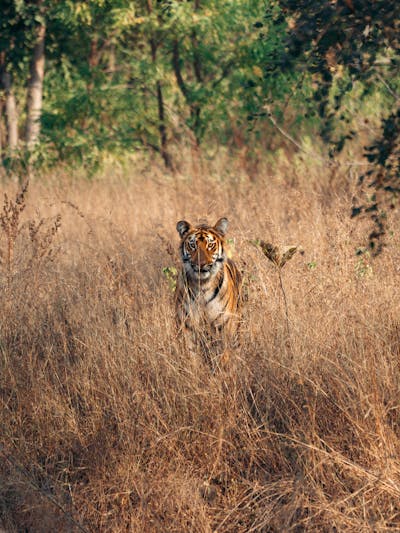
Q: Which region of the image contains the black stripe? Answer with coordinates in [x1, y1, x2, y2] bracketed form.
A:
[206, 273, 224, 305]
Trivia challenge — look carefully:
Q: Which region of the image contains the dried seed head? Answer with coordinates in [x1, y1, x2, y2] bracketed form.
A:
[259, 241, 298, 268]
[280, 246, 298, 267]
[259, 241, 280, 266]
[15, 180, 28, 207]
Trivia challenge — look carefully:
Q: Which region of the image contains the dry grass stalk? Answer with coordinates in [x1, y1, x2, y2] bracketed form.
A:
[0, 180, 62, 295]
[0, 162, 399, 531]
[258, 240, 298, 344]
[0, 180, 28, 287]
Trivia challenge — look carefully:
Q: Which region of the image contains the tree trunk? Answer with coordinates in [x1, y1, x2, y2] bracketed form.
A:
[172, 39, 202, 146]
[87, 37, 99, 92]
[192, 0, 203, 84]
[191, 0, 203, 143]
[25, 22, 46, 150]
[0, 99, 3, 156]
[147, 0, 173, 170]
[107, 42, 116, 77]
[156, 78, 173, 170]
[0, 53, 19, 152]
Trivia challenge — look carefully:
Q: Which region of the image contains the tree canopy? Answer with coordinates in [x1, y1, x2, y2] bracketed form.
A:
[0, 0, 399, 241]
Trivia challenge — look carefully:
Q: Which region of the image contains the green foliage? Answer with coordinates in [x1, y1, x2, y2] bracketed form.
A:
[355, 253, 373, 279]
[162, 266, 177, 292]
[255, 0, 400, 254]
[1, 0, 400, 227]
[350, 109, 400, 254]
[1, 0, 296, 170]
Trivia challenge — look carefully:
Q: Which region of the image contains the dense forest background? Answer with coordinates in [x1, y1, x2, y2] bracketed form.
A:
[1, 0, 399, 249]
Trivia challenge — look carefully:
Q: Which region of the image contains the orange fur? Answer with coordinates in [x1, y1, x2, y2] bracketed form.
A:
[175, 218, 242, 365]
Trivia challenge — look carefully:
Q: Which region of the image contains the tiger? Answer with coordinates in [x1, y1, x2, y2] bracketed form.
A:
[175, 217, 242, 366]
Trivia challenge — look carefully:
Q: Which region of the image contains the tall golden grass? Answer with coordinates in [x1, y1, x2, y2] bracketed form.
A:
[1, 155, 400, 532]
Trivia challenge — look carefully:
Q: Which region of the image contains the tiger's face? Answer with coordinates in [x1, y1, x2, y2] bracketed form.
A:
[176, 218, 228, 282]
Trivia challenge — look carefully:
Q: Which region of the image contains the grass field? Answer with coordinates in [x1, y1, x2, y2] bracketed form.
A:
[1, 155, 400, 532]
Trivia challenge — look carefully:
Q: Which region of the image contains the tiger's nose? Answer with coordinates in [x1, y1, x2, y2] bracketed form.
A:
[191, 263, 211, 273]
[192, 249, 211, 269]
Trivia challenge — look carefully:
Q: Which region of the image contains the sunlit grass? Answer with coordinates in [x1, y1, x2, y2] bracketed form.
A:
[1, 158, 400, 531]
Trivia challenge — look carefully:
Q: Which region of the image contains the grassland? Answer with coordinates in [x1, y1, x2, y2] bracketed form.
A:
[1, 153, 400, 532]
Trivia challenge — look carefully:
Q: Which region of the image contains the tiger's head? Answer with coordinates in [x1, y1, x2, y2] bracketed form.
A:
[176, 218, 228, 282]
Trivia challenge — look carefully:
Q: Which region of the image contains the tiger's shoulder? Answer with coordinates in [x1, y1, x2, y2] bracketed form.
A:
[225, 258, 242, 293]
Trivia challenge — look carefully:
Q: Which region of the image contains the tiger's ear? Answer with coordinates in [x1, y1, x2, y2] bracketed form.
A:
[176, 220, 191, 238]
[214, 217, 228, 236]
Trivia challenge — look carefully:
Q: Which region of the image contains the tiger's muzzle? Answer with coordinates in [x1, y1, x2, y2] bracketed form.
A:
[190, 262, 212, 273]
[189, 247, 215, 276]
[190, 263, 214, 280]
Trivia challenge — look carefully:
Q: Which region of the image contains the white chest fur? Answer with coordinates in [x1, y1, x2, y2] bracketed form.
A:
[184, 277, 228, 329]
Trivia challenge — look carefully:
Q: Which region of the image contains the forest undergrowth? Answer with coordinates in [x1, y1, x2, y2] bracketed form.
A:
[1, 154, 400, 532]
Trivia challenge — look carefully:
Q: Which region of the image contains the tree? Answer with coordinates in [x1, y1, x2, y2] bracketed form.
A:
[0, 0, 315, 172]
[145, 0, 173, 169]
[260, 0, 400, 253]
[0, 53, 19, 153]
[26, 1, 46, 151]
[0, 0, 24, 156]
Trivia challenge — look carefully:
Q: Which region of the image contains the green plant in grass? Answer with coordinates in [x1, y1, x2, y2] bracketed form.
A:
[162, 266, 178, 292]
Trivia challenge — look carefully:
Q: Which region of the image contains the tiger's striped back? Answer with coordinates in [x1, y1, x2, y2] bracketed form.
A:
[175, 217, 242, 364]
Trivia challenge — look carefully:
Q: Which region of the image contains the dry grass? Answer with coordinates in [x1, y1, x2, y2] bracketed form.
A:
[1, 155, 400, 532]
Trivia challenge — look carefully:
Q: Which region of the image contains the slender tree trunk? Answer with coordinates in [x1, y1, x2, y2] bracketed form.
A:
[107, 42, 116, 77]
[191, 0, 203, 144]
[172, 39, 202, 147]
[146, 0, 173, 170]
[156, 78, 173, 169]
[3, 73, 19, 151]
[192, 0, 203, 83]
[87, 37, 99, 92]
[25, 22, 46, 150]
[0, 53, 19, 152]
[0, 100, 2, 155]
[151, 40, 173, 170]
[1, 72, 19, 152]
